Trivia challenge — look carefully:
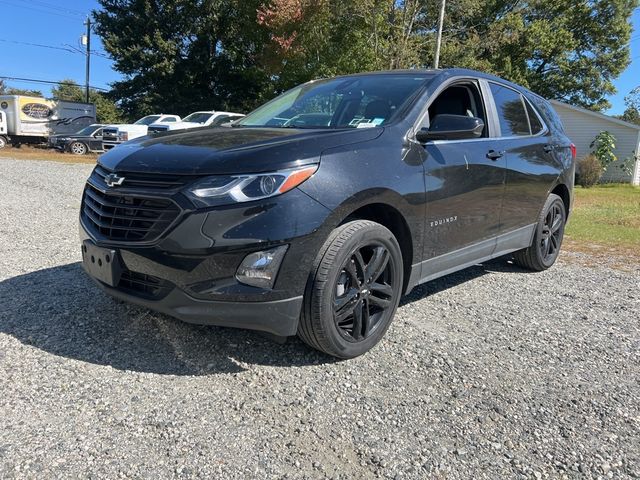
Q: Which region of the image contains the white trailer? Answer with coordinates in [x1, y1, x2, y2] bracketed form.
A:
[0, 95, 96, 148]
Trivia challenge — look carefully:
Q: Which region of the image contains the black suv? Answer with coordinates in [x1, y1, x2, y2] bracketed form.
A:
[80, 69, 575, 358]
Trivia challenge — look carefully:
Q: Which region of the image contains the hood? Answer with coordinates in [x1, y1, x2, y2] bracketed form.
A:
[98, 126, 383, 175]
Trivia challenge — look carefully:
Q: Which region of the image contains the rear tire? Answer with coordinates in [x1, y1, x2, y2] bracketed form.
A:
[69, 141, 88, 155]
[513, 193, 566, 271]
[298, 220, 403, 359]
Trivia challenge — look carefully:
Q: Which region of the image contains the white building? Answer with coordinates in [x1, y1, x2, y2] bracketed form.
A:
[550, 100, 640, 185]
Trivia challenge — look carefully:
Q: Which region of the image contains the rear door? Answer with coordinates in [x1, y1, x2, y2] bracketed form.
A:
[486, 82, 560, 247]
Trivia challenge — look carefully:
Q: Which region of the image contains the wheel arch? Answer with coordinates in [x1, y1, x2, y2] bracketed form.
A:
[550, 183, 571, 219]
[338, 202, 414, 294]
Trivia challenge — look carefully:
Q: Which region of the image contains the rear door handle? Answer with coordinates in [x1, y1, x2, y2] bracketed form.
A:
[486, 150, 504, 160]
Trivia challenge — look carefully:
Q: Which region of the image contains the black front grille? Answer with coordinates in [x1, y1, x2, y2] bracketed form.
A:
[93, 165, 190, 191]
[118, 270, 172, 299]
[81, 183, 180, 242]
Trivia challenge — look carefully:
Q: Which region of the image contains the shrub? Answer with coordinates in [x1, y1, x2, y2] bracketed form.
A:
[576, 154, 603, 188]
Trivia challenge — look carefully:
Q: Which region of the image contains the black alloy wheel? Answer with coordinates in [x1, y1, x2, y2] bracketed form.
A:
[333, 243, 395, 342]
[298, 220, 403, 359]
[538, 201, 564, 263]
[514, 193, 566, 271]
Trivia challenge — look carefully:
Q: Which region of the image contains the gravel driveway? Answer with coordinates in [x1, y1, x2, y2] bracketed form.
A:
[1, 158, 639, 479]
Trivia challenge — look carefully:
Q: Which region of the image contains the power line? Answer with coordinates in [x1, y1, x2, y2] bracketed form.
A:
[0, 76, 109, 92]
[0, 38, 111, 61]
[12, 0, 87, 16]
[0, 38, 77, 54]
[3, 0, 85, 20]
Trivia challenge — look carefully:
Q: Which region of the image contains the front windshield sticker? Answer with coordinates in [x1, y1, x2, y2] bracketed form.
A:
[371, 118, 385, 126]
[356, 122, 378, 129]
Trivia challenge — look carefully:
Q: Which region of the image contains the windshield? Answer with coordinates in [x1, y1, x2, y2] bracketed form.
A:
[237, 74, 431, 129]
[183, 112, 215, 124]
[135, 115, 162, 125]
[74, 125, 98, 136]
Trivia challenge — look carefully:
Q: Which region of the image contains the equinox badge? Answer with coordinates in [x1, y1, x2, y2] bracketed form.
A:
[105, 173, 125, 187]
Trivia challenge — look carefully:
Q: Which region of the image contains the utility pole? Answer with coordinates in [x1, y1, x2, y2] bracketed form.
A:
[83, 17, 91, 103]
[433, 0, 446, 69]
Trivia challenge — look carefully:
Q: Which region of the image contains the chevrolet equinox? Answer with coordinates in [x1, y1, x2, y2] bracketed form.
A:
[80, 69, 575, 358]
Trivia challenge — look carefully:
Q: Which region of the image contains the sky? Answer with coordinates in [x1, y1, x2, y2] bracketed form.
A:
[1, 0, 638, 115]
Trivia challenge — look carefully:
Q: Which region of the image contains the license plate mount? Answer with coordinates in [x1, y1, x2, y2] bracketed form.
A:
[82, 240, 122, 287]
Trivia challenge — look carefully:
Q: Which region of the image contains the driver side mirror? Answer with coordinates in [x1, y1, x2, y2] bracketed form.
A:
[415, 114, 485, 143]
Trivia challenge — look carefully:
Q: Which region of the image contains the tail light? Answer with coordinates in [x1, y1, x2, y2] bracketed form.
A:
[570, 143, 576, 160]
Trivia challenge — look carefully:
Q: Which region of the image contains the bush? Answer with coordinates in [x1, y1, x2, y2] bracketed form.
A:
[576, 154, 603, 188]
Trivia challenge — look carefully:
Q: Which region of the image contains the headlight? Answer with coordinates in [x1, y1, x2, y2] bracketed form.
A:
[117, 132, 129, 141]
[186, 164, 318, 207]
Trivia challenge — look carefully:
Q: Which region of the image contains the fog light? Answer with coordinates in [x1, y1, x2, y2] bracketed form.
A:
[235, 245, 288, 289]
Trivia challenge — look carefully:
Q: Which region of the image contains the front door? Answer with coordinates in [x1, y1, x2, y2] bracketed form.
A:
[417, 80, 506, 279]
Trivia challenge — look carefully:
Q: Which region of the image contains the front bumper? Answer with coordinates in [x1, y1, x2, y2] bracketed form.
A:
[79, 185, 332, 336]
[87, 273, 303, 336]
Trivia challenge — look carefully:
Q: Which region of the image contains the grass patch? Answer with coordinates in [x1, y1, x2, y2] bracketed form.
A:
[565, 183, 640, 250]
[0, 146, 98, 165]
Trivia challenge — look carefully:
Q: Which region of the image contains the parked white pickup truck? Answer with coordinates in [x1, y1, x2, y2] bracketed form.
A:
[102, 114, 180, 149]
[147, 111, 244, 134]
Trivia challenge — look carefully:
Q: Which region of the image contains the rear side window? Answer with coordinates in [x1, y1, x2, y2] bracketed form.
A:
[525, 101, 543, 134]
[529, 96, 565, 134]
[164, 117, 177, 122]
[489, 83, 530, 137]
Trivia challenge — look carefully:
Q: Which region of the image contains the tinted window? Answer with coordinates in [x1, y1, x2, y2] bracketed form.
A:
[525, 100, 543, 134]
[530, 96, 565, 134]
[490, 83, 530, 136]
[164, 117, 177, 122]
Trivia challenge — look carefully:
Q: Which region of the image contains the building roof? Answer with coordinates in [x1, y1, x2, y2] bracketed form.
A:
[550, 100, 640, 131]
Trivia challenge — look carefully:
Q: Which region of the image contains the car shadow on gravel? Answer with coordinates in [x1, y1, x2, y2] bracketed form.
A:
[0, 263, 335, 376]
[0, 259, 527, 376]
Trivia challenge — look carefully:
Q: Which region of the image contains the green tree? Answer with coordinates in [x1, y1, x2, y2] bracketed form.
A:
[5, 87, 43, 96]
[619, 87, 640, 125]
[51, 79, 123, 124]
[431, 0, 637, 111]
[0, 79, 6, 95]
[93, 0, 637, 114]
[93, 0, 272, 119]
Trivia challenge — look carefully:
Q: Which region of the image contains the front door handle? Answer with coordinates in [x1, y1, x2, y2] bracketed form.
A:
[486, 150, 504, 160]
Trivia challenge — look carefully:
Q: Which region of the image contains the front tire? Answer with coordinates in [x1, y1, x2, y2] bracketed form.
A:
[0, 136, 7, 149]
[298, 220, 404, 359]
[69, 141, 88, 155]
[513, 193, 566, 271]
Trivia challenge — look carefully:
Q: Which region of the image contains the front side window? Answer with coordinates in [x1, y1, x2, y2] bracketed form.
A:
[427, 82, 488, 137]
[489, 83, 531, 137]
[75, 125, 98, 136]
[237, 74, 431, 129]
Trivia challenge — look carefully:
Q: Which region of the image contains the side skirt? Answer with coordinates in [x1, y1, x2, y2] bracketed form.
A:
[406, 224, 535, 293]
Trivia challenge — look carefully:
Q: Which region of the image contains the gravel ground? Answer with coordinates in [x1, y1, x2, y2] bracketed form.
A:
[1, 158, 639, 479]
